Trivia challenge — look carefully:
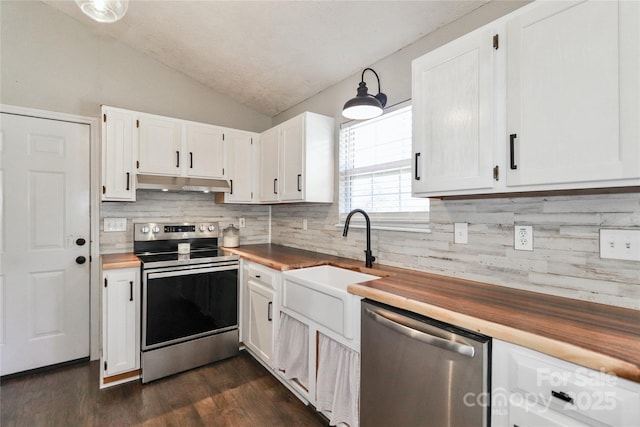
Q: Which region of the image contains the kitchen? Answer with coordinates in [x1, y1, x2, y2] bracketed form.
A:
[1, 0, 640, 426]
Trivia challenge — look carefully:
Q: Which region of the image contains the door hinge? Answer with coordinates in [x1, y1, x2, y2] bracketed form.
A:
[102, 185, 106, 194]
[493, 34, 499, 50]
[104, 278, 107, 287]
[493, 165, 500, 181]
[104, 361, 107, 371]
[103, 113, 107, 123]
[136, 160, 140, 169]
[136, 119, 139, 128]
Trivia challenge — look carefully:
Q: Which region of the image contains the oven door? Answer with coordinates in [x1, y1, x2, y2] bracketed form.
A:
[142, 261, 238, 351]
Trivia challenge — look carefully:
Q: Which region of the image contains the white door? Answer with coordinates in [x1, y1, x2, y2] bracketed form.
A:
[279, 116, 304, 201]
[185, 124, 225, 179]
[247, 279, 274, 365]
[0, 113, 90, 375]
[102, 108, 135, 201]
[104, 268, 138, 376]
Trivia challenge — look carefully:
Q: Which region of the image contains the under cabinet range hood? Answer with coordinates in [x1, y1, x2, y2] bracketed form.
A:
[136, 174, 231, 193]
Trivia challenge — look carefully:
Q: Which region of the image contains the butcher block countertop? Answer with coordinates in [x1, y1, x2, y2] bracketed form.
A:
[101, 253, 140, 270]
[224, 244, 640, 383]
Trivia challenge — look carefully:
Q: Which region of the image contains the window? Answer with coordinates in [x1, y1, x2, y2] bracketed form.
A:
[339, 104, 429, 231]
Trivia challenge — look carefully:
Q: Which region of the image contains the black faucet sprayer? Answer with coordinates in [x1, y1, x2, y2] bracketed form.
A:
[342, 208, 376, 268]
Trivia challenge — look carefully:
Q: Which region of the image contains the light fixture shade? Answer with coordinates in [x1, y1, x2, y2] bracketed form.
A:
[75, 0, 129, 23]
[342, 68, 387, 120]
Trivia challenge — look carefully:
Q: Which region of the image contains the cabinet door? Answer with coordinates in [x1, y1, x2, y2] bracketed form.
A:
[412, 26, 500, 195]
[103, 269, 138, 377]
[506, 0, 640, 187]
[225, 131, 254, 203]
[247, 279, 274, 366]
[259, 127, 280, 202]
[186, 124, 225, 178]
[138, 116, 181, 175]
[279, 116, 305, 201]
[102, 109, 135, 201]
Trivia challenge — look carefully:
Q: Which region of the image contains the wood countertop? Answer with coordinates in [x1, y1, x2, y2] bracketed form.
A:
[224, 244, 640, 383]
[101, 253, 140, 270]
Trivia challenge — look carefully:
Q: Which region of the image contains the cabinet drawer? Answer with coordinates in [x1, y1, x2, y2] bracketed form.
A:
[244, 263, 275, 288]
[509, 349, 640, 426]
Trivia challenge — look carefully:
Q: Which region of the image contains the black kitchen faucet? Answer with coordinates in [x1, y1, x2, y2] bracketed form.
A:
[342, 208, 375, 268]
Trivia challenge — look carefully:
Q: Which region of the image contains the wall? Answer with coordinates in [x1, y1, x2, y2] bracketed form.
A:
[100, 191, 270, 254]
[270, 1, 640, 310]
[0, 1, 271, 132]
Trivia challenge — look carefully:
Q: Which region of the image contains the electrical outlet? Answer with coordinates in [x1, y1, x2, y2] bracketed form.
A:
[514, 225, 533, 251]
[238, 218, 246, 228]
[454, 222, 468, 244]
[599, 229, 640, 261]
[302, 218, 308, 230]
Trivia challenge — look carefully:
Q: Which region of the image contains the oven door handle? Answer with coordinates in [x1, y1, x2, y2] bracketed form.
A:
[147, 265, 238, 279]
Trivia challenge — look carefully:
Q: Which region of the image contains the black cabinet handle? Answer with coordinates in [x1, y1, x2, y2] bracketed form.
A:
[551, 390, 574, 405]
[509, 133, 518, 170]
[126, 172, 130, 190]
[189, 152, 193, 168]
[176, 151, 180, 168]
[414, 152, 421, 180]
[273, 178, 278, 194]
[297, 174, 302, 192]
[267, 301, 273, 321]
[229, 179, 233, 195]
[129, 281, 133, 301]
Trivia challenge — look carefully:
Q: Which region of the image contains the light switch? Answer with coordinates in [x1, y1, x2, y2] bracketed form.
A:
[104, 218, 127, 232]
[454, 222, 468, 244]
[599, 229, 640, 261]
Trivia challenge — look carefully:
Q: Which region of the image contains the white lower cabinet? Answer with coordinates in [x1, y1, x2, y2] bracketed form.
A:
[241, 260, 279, 368]
[101, 267, 140, 388]
[492, 340, 640, 427]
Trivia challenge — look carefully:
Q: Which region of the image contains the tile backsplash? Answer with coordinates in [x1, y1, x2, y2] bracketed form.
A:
[271, 192, 640, 309]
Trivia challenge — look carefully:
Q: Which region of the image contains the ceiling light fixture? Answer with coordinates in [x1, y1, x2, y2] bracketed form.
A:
[342, 68, 387, 120]
[75, 0, 129, 23]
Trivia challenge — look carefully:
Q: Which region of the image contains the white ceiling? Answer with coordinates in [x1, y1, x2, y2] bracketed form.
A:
[42, 0, 487, 117]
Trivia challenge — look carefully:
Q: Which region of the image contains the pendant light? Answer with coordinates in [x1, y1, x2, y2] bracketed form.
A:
[75, 0, 129, 23]
[342, 68, 387, 120]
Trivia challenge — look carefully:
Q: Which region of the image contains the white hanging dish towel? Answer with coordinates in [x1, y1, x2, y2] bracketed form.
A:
[316, 333, 360, 427]
[274, 313, 309, 388]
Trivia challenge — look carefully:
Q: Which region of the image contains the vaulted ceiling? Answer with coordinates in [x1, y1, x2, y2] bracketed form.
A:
[43, 1, 488, 116]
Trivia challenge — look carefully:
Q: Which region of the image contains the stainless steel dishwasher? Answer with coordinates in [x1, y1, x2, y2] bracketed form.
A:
[361, 300, 491, 427]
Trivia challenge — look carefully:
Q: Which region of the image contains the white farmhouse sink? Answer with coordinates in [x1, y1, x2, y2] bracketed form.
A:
[282, 266, 380, 340]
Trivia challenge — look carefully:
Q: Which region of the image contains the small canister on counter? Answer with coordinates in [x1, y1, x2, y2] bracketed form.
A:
[222, 224, 240, 247]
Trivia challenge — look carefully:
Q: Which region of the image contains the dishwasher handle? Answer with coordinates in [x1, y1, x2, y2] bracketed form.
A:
[365, 307, 475, 358]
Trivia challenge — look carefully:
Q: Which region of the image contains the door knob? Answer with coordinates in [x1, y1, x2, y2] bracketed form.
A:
[76, 256, 86, 264]
[76, 238, 86, 246]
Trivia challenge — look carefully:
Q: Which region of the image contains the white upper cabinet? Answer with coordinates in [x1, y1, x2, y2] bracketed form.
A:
[412, 25, 503, 196]
[411, 0, 640, 197]
[258, 112, 334, 204]
[102, 107, 136, 201]
[185, 124, 225, 179]
[224, 130, 257, 203]
[506, 0, 640, 188]
[259, 126, 280, 203]
[137, 116, 182, 176]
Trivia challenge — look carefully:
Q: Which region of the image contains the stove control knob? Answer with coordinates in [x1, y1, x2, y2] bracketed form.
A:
[208, 225, 215, 232]
[152, 226, 160, 233]
[199, 225, 206, 232]
[141, 226, 150, 234]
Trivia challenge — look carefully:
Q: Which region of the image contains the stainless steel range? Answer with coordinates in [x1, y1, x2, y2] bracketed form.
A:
[134, 222, 240, 383]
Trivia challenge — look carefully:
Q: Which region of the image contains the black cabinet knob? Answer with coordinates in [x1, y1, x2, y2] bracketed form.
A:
[76, 238, 86, 246]
[76, 256, 86, 264]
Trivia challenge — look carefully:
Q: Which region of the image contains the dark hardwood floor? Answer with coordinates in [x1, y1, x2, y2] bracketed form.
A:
[1, 351, 328, 426]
